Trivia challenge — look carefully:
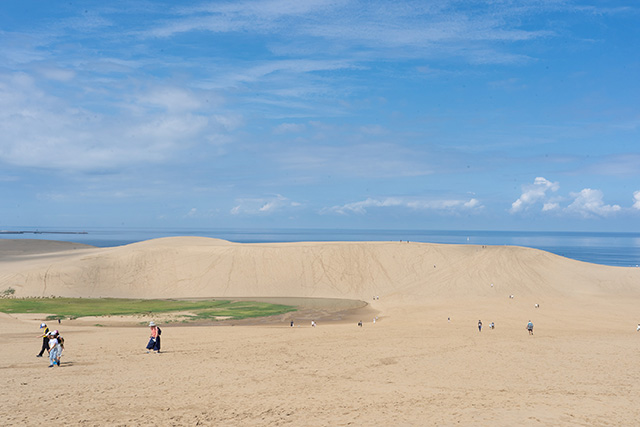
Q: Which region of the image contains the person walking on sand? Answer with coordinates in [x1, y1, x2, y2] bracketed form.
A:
[37, 323, 50, 358]
[146, 321, 162, 353]
[478, 320, 482, 332]
[51, 330, 64, 366]
[47, 331, 62, 367]
[527, 320, 534, 335]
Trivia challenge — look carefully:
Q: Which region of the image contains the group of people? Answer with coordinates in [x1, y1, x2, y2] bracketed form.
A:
[477, 319, 533, 334]
[36, 323, 64, 367]
[36, 320, 160, 367]
[37, 314, 542, 366]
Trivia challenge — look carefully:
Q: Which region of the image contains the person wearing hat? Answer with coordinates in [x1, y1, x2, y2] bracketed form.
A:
[36, 323, 50, 357]
[146, 321, 162, 353]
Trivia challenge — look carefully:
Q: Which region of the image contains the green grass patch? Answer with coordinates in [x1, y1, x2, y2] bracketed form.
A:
[183, 300, 298, 321]
[0, 298, 296, 321]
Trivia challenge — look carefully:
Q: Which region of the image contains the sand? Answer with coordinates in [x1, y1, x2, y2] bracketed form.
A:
[2, 237, 640, 426]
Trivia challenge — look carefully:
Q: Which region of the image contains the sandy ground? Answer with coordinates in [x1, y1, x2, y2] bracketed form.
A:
[2, 238, 640, 426]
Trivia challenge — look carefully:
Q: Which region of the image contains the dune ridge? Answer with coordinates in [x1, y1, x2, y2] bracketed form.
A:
[1, 236, 638, 302]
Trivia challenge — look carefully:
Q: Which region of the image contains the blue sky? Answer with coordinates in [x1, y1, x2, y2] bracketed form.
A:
[1, 0, 639, 232]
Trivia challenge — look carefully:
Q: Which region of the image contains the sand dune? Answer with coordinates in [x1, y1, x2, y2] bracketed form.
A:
[2, 237, 640, 426]
[2, 237, 638, 302]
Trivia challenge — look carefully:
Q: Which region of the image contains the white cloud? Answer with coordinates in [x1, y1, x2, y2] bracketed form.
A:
[510, 177, 559, 213]
[0, 72, 232, 171]
[231, 194, 301, 215]
[565, 189, 621, 218]
[321, 196, 483, 215]
[632, 191, 640, 210]
[148, 0, 558, 65]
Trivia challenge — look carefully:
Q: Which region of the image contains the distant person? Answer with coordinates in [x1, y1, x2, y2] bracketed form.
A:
[478, 320, 482, 332]
[290, 320, 294, 327]
[527, 320, 534, 335]
[490, 322, 495, 329]
[636, 323, 639, 332]
[311, 320, 316, 327]
[146, 321, 162, 353]
[448, 317, 450, 323]
[37, 323, 50, 358]
[358, 320, 362, 327]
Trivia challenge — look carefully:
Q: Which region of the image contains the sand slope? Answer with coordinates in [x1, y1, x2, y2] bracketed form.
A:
[2, 237, 640, 426]
[1, 237, 638, 302]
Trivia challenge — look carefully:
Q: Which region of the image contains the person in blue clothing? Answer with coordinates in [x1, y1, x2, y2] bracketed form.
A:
[478, 320, 482, 332]
[527, 320, 534, 335]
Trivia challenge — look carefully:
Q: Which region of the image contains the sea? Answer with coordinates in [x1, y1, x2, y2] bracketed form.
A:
[1, 227, 640, 268]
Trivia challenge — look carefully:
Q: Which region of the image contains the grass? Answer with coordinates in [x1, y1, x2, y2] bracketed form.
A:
[0, 297, 296, 321]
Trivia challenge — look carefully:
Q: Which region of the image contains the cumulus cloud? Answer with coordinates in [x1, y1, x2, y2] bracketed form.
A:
[321, 196, 482, 215]
[510, 177, 559, 213]
[231, 194, 301, 215]
[510, 177, 637, 217]
[565, 189, 621, 218]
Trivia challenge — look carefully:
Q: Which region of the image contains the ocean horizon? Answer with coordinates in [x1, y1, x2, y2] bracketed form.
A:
[2, 227, 639, 268]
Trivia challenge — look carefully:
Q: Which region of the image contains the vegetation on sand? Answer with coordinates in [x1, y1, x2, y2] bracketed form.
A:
[0, 298, 296, 321]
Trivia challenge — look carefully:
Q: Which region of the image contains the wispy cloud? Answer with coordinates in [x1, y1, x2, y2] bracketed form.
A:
[231, 194, 302, 215]
[0, 72, 231, 171]
[584, 154, 640, 176]
[146, 0, 557, 65]
[321, 196, 482, 215]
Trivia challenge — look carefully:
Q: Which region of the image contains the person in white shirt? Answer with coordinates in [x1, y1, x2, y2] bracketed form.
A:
[48, 332, 60, 367]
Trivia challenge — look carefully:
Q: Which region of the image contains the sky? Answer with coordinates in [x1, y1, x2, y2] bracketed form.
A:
[0, 0, 639, 232]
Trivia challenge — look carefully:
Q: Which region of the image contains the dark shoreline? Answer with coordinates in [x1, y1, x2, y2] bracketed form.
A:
[0, 231, 88, 235]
